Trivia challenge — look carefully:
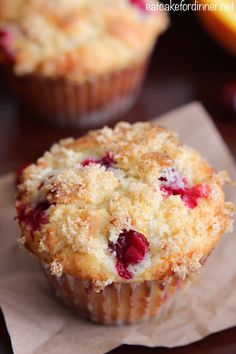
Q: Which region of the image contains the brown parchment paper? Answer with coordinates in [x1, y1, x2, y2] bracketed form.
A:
[0, 102, 236, 354]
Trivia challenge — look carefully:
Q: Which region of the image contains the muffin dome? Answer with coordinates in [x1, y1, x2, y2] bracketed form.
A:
[0, 0, 168, 81]
[16, 122, 234, 289]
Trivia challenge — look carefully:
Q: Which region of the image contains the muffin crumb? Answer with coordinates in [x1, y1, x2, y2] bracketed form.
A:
[38, 239, 48, 253]
[50, 260, 63, 277]
[17, 236, 26, 248]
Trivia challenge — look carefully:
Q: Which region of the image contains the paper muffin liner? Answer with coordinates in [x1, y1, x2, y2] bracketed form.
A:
[43, 265, 188, 325]
[7, 58, 148, 128]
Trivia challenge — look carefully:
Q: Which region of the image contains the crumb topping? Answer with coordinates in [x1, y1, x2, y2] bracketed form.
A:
[16, 122, 234, 284]
[0, 0, 168, 81]
[50, 260, 63, 277]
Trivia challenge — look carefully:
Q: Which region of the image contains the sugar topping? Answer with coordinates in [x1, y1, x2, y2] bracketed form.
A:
[50, 260, 63, 277]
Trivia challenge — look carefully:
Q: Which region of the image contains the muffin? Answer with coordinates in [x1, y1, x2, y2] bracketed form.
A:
[15, 122, 234, 325]
[0, 0, 168, 127]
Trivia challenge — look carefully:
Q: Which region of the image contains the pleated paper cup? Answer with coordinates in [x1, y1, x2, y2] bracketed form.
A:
[7, 58, 148, 128]
[43, 265, 188, 325]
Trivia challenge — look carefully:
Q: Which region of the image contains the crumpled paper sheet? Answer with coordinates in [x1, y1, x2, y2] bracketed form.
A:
[0, 102, 236, 354]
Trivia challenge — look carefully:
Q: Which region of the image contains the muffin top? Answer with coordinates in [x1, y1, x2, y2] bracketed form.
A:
[16, 122, 234, 289]
[0, 0, 168, 81]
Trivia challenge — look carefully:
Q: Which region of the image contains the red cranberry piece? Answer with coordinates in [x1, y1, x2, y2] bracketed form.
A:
[182, 184, 211, 209]
[116, 261, 133, 280]
[129, 0, 147, 11]
[81, 152, 116, 169]
[159, 168, 211, 208]
[17, 201, 50, 232]
[100, 152, 116, 168]
[160, 185, 185, 197]
[15, 163, 30, 186]
[109, 229, 149, 279]
[158, 176, 167, 182]
[0, 29, 15, 61]
[160, 181, 211, 209]
[81, 158, 98, 167]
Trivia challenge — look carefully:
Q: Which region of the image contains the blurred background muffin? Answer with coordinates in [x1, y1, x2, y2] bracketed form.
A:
[0, 0, 168, 127]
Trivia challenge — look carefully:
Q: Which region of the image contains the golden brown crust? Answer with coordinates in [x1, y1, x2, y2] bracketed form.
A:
[16, 122, 234, 286]
[0, 0, 168, 81]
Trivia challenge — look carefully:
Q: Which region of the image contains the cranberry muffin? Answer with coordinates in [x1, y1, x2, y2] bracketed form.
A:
[0, 0, 168, 127]
[16, 122, 234, 324]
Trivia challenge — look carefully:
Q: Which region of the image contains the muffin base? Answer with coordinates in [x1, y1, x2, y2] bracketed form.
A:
[44, 267, 187, 325]
[8, 59, 148, 128]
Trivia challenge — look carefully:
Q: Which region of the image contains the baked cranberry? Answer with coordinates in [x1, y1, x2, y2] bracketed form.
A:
[129, 0, 147, 11]
[100, 152, 116, 168]
[17, 201, 50, 232]
[159, 168, 211, 209]
[81, 158, 98, 167]
[116, 261, 132, 280]
[109, 229, 149, 279]
[81, 152, 116, 169]
[0, 29, 15, 61]
[160, 185, 185, 197]
[182, 184, 211, 209]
